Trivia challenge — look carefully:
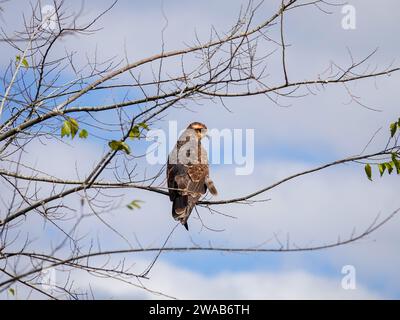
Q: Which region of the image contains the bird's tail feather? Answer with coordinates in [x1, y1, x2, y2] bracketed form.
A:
[172, 196, 194, 230]
[205, 178, 218, 195]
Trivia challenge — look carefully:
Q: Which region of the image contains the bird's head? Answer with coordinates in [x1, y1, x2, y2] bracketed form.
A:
[187, 122, 208, 140]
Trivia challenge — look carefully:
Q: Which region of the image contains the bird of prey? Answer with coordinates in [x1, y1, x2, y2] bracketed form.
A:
[167, 122, 218, 230]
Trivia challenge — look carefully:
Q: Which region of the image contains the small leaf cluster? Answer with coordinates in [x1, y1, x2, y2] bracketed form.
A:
[364, 118, 400, 181]
[365, 153, 400, 181]
[16, 55, 29, 68]
[60, 117, 88, 139]
[129, 122, 149, 140]
[108, 122, 149, 155]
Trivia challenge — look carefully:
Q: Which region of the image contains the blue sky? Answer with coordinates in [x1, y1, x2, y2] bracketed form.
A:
[1, 0, 400, 299]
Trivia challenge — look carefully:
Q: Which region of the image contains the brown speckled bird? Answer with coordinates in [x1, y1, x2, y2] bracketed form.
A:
[167, 122, 218, 230]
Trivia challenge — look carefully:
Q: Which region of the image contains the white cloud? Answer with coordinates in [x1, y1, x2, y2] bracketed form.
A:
[76, 259, 381, 299]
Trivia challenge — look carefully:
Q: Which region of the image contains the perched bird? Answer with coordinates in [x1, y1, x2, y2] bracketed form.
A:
[167, 122, 218, 230]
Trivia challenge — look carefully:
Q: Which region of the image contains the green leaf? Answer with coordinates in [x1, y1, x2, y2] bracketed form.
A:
[127, 200, 144, 210]
[108, 140, 131, 155]
[392, 154, 400, 174]
[384, 162, 393, 174]
[60, 117, 79, 139]
[390, 122, 397, 138]
[68, 118, 79, 139]
[8, 288, 15, 296]
[378, 163, 386, 177]
[129, 123, 149, 140]
[61, 121, 71, 138]
[15, 55, 28, 68]
[108, 140, 120, 150]
[364, 164, 372, 181]
[79, 129, 88, 139]
[119, 142, 131, 155]
[129, 126, 140, 140]
[21, 58, 29, 68]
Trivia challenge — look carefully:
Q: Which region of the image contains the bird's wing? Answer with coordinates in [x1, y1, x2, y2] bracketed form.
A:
[168, 163, 208, 196]
[186, 164, 208, 194]
[167, 162, 177, 201]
